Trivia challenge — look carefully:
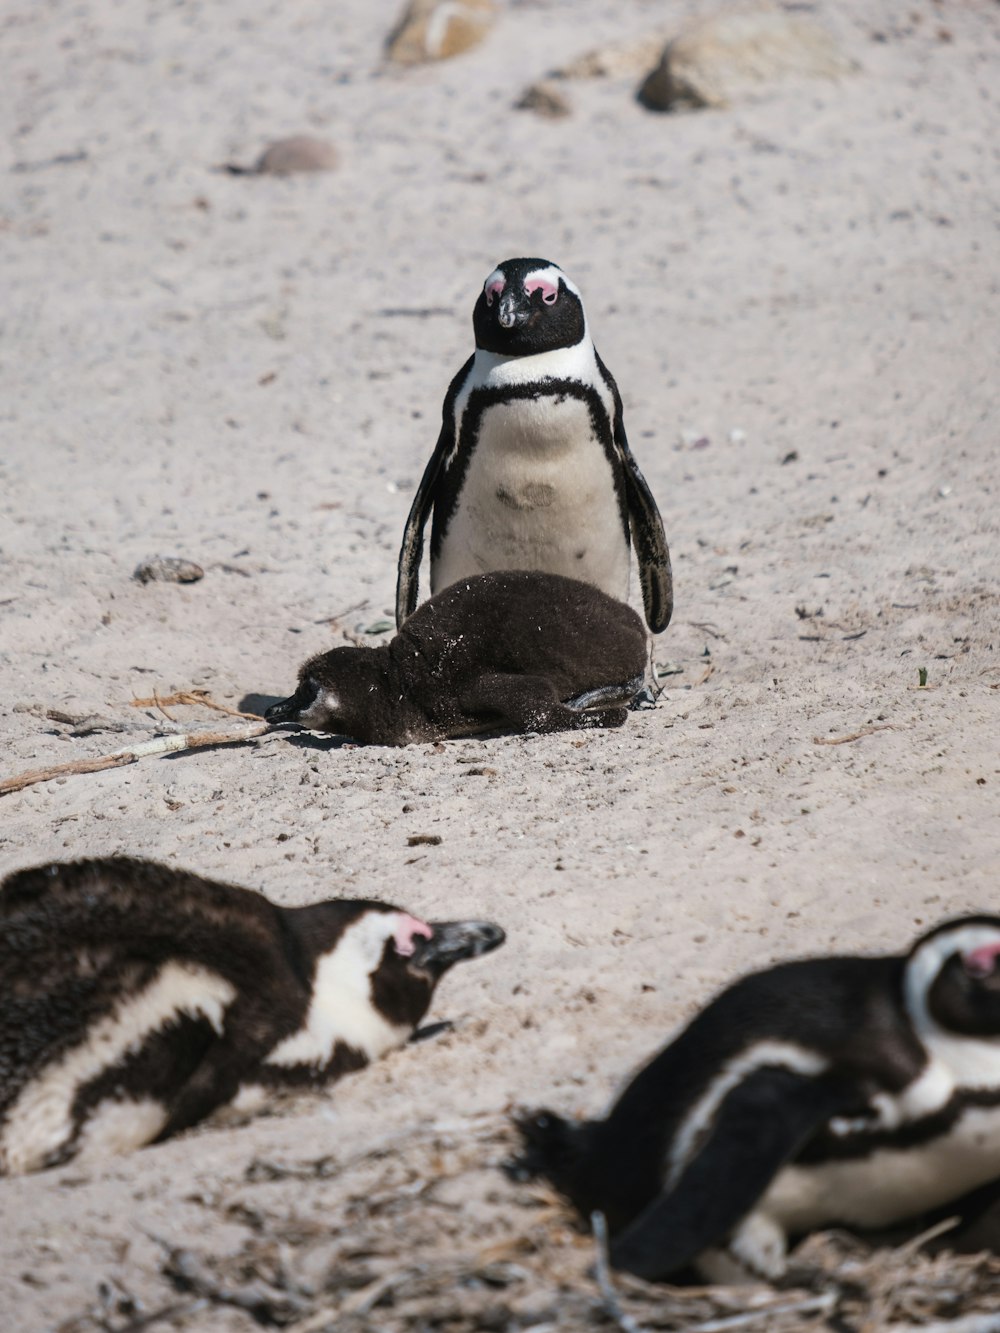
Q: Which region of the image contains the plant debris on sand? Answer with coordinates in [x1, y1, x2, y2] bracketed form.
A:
[55, 1117, 1000, 1333]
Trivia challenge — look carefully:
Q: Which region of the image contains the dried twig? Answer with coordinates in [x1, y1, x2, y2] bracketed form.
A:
[883, 1318, 1000, 1333]
[683, 1291, 838, 1333]
[159, 1238, 308, 1324]
[0, 722, 271, 797]
[591, 1212, 646, 1333]
[130, 689, 262, 721]
[813, 724, 897, 746]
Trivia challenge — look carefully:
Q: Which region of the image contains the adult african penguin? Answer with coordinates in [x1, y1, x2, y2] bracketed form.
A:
[396, 258, 672, 635]
[268, 570, 648, 744]
[0, 857, 504, 1174]
[513, 916, 1000, 1283]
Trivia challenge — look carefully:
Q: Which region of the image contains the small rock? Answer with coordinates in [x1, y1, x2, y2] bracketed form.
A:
[133, 556, 204, 585]
[514, 81, 572, 119]
[386, 0, 496, 65]
[256, 135, 337, 175]
[638, 4, 857, 111]
[407, 833, 442, 846]
[223, 135, 338, 176]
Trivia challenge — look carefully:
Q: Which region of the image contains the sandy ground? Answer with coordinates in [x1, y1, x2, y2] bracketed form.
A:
[1, 0, 999, 1327]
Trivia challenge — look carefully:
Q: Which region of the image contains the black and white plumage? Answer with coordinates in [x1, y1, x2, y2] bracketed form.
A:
[268, 570, 648, 744]
[396, 258, 672, 635]
[0, 857, 504, 1174]
[514, 917, 1000, 1282]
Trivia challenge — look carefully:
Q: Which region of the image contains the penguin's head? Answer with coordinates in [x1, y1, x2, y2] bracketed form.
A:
[294, 901, 505, 1043]
[473, 258, 587, 357]
[265, 648, 383, 739]
[905, 916, 1000, 1038]
[265, 673, 328, 728]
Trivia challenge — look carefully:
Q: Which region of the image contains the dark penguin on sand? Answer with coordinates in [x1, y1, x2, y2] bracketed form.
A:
[268, 570, 648, 744]
[514, 916, 1000, 1283]
[396, 258, 672, 635]
[0, 857, 504, 1174]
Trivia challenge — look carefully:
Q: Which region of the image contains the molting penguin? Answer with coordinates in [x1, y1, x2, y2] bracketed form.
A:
[0, 857, 504, 1174]
[268, 570, 648, 744]
[513, 916, 1000, 1283]
[396, 258, 672, 634]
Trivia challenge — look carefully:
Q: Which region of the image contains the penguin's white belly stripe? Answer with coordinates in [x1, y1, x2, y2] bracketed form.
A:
[667, 1042, 829, 1189]
[761, 1104, 1000, 1231]
[0, 962, 235, 1175]
[435, 397, 629, 599]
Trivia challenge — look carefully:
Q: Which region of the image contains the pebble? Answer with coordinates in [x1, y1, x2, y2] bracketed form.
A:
[133, 556, 204, 585]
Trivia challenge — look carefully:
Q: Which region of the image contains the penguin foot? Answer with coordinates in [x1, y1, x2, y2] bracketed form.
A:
[629, 685, 659, 711]
[506, 1108, 576, 1183]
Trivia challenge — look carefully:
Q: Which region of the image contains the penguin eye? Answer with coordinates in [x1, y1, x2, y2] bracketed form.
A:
[525, 279, 558, 306]
[485, 278, 504, 308]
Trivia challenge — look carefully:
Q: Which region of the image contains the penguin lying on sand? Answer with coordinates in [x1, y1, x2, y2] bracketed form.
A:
[0, 857, 504, 1174]
[396, 257, 672, 635]
[513, 916, 1000, 1282]
[268, 570, 647, 744]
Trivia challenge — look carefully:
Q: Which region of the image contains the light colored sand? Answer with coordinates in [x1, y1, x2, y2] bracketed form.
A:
[1, 0, 998, 1324]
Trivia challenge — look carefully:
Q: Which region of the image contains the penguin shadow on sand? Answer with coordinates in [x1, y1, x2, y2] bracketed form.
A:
[511, 916, 1000, 1286]
[0, 857, 504, 1176]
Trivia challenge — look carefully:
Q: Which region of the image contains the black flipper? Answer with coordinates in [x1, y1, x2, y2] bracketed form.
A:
[596, 352, 673, 634]
[153, 997, 282, 1142]
[395, 355, 474, 628]
[608, 1068, 855, 1282]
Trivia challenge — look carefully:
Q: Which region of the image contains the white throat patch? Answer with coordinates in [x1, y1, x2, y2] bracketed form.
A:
[265, 911, 412, 1070]
[299, 687, 340, 731]
[904, 924, 1000, 1088]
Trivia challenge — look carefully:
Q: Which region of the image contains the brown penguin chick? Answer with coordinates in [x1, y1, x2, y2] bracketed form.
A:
[267, 570, 647, 744]
[0, 857, 504, 1174]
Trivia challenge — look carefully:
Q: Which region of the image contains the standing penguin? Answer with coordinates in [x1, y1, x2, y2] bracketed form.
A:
[514, 916, 1000, 1282]
[396, 258, 672, 634]
[0, 857, 504, 1174]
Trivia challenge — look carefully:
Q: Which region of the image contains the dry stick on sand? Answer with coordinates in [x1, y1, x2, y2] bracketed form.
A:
[130, 688, 263, 721]
[813, 724, 898, 746]
[0, 721, 272, 797]
[591, 1211, 648, 1333]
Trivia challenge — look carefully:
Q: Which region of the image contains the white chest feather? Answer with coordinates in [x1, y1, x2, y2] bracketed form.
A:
[761, 1100, 1000, 1231]
[435, 391, 628, 597]
[265, 916, 411, 1070]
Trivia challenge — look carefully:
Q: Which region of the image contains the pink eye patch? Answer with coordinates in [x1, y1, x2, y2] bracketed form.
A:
[963, 941, 1000, 977]
[394, 913, 434, 957]
[484, 278, 505, 307]
[525, 278, 558, 305]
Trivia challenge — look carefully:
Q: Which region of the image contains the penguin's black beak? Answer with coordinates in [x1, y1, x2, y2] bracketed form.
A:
[498, 289, 530, 331]
[409, 920, 506, 974]
[265, 677, 318, 724]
